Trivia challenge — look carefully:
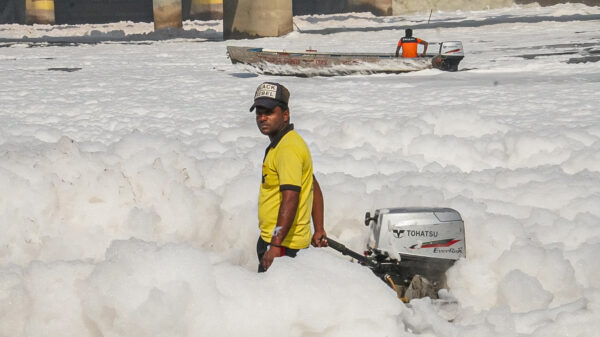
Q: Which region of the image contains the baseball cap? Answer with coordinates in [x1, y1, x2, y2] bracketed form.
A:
[249, 82, 290, 112]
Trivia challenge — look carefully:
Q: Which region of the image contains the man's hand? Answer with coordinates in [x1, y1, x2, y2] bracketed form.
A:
[312, 230, 328, 247]
[311, 176, 326, 247]
[261, 246, 282, 270]
[421, 52, 426, 57]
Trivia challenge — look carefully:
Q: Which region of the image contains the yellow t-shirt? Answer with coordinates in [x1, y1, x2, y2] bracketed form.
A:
[258, 126, 314, 249]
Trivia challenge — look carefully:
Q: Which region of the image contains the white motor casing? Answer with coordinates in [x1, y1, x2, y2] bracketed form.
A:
[367, 207, 465, 261]
[439, 41, 464, 57]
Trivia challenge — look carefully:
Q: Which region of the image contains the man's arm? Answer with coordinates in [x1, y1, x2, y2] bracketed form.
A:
[421, 40, 428, 56]
[311, 176, 327, 247]
[395, 45, 401, 57]
[261, 189, 299, 270]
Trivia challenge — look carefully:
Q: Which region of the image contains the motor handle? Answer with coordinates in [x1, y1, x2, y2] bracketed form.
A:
[325, 236, 376, 267]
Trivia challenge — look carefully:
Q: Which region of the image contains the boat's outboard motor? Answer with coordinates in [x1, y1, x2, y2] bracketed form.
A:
[365, 207, 465, 299]
[432, 41, 464, 71]
[326, 207, 466, 300]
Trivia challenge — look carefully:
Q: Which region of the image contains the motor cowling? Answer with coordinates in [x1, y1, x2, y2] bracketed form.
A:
[367, 207, 466, 261]
[365, 207, 465, 293]
[439, 41, 464, 57]
[432, 41, 464, 71]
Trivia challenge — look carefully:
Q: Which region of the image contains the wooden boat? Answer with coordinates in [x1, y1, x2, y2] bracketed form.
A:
[226, 42, 464, 76]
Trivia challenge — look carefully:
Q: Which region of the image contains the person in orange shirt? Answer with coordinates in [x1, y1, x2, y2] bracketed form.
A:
[395, 28, 428, 58]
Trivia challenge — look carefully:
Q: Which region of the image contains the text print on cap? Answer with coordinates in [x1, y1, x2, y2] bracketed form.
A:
[255, 83, 278, 100]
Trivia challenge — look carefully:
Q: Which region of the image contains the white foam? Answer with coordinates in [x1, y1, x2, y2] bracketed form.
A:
[1, 4, 600, 337]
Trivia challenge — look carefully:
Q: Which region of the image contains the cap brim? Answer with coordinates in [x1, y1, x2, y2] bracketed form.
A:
[250, 97, 279, 112]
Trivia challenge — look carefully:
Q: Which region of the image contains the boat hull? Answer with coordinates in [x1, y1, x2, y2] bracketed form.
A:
[227, 46, 462, 76]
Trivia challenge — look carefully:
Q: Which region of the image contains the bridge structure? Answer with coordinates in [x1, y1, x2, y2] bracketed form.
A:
[1, 0, 598, 39]
[2, 0, 396, 35]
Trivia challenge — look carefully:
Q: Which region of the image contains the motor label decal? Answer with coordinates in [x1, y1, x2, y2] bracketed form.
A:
[393, 229, 439, 238]
[409, 239, 461, 249]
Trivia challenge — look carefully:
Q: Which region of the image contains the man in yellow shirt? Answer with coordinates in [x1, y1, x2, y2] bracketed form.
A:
[250, 82, 327, 272]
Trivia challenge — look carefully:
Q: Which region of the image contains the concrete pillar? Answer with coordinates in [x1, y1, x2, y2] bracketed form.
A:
[223, 0, 292, 40]
[25, 0, 55, 24]
[190, 0, 223, 20]
[347, 0, 392, 16]
[153, 0, 182, 30]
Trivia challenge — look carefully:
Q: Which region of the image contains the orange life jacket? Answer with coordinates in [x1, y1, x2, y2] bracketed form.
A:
[397, 37, 422, 58]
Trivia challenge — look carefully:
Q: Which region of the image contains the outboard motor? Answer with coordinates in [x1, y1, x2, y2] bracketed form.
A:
[366, 207, 465, 289]
[327, 207, 466, 300]
[432, 41, 464, 71]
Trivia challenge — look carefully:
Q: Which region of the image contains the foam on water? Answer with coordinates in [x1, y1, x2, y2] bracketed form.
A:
[1, 4, 600, 337]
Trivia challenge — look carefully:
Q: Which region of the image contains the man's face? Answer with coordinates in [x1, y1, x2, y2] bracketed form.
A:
[255, 105, 289, 137]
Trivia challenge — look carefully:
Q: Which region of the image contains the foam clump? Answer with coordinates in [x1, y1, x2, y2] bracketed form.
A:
[0, 240, 408, 337]
[497, 269, 554, 313]
[0, 134, 224, 265]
